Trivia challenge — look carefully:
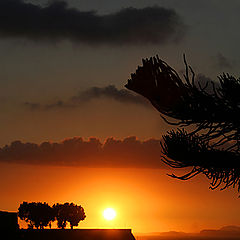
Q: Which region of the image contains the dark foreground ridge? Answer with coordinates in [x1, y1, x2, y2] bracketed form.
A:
[5, 229, 136, 240]
[0, 210, 135, 240]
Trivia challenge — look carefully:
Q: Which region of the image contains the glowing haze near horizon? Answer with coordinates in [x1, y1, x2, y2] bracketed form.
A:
[0, 0, 240, 234]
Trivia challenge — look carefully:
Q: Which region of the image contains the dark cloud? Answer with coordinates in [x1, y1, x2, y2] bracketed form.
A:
[24, 85, 150, 111]
[195, 73, 225, 95]
[139, 225, 240, 238]
[195, 73, 213, 90]
[195, 73, 212, 84]
[200, 226, 240, 238]
[24, 100, 72, 111]
[179, 68, 217, 93]
[215, 53, 233, 69]
[0, 0, 186, 45]
[24, 102, 41, 111]
[0, 136, 165, 168]
[71, 85, 149, 105]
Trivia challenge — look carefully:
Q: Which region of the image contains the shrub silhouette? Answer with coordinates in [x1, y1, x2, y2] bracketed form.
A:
[125, 55, 240, 193]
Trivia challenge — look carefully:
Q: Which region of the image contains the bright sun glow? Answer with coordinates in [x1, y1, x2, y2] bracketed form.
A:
[103, 208, 116, 221]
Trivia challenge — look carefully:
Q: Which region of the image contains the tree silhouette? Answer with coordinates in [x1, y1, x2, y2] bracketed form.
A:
[18, 202, 54, 229]
[19, 202, 86, 229]
[67, 203, 86, 229]
[52, 203, 67, 229]
[53, 203, 86, 229]
[125, 55, 240, 193]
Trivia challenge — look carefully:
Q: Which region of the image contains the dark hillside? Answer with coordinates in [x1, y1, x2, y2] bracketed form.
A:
[6, 229, 135, 240]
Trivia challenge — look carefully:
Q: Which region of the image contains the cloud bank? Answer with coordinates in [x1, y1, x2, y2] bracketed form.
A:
[215, 53, 233, 69]
[24, 85, 150, 111]
[0, 0, 186, 45]
[200, 226, 240, 238]
[71, 85, 148, 105]
[0, 136, 165, 168]
[138, 225, 240, 238]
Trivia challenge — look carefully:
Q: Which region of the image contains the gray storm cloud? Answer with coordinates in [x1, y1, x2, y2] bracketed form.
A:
[0, 0, 186, 45]
[24, 85, 150, 111]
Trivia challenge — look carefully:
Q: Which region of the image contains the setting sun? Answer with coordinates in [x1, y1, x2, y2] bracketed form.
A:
[103, 208, 116, 221]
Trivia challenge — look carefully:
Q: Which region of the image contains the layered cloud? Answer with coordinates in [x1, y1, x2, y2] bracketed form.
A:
[0, 136, 166, 168]
[215, 53, 233, 69]
[71, 85, 148, 105]
[24, 85, 150, 110]
[0, 0, 186, 45]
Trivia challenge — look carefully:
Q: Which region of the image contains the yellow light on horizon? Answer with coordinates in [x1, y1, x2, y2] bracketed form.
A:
[103, 208, 116, 221]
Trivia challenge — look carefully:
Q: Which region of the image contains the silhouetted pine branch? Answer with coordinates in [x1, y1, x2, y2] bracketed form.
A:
[125, 55, 240, 193]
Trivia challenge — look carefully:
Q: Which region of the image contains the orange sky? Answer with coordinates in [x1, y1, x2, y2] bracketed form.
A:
[0, 0, 240, 236]
[1, 162, 239, 234]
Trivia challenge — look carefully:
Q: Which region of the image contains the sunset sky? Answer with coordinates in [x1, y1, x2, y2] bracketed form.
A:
[0, 0, 240, 234]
